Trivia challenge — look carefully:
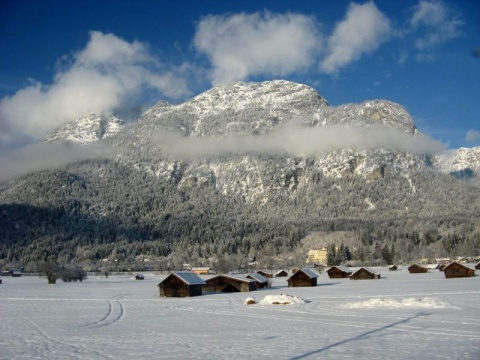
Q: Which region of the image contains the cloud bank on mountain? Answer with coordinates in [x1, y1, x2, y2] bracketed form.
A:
[152, 123, 446, 160]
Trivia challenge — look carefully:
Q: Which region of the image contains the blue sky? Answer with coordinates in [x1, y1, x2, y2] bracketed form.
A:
[0, 0, 479, 150]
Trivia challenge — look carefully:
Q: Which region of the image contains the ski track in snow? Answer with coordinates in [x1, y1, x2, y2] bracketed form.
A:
[81, 294, 128, 328]
[1, 270, 479, 359]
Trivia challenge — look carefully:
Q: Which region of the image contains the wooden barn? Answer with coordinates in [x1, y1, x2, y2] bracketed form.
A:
[274, 270, 288, 277]
[157, 272, 206, 297]
[204, 274, 257, 293]
[350, 267, 381, 280]
[389, 265, 398, 271]
[475, 262, 480, 270]
[246, 273, 269, 288]
[256, 270, 273, 278]
[327, 266, 352, 279]
[408, 264, 429, 273]
[443, 262, 476, 278]
[287, 268, 318, 287]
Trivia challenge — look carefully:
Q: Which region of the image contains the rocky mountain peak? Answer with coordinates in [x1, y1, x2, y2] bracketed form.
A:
[43, 112, 125, 145]
[181, 80, 329, 116]
[359, 100, 417, 134]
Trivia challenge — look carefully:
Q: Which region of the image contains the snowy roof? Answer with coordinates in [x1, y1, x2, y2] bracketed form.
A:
[246, 273, 268, 283]
[158, 271, 206, 286]
[214, 274, 256, 283]
[444, 261, 476, 271]
[327, 266, 352, 273]
[351, 267, 380, 276]
[287, 268, 319, 280]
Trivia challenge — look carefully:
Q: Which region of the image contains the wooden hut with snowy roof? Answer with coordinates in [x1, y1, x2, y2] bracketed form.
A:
[204, 274, 257, 293]
[350, 267, 381, 280]
[443, 262, 476, 278]
[327, 265, 352, 279]
[408, 264, 429, 274]
[157, 271, 206, 297]
[256, 270, 273, 278]
[274, 270, 288, 277]
[246, 273, 269, 289]
[287, 268, 319, 287]
[475, 262, 480, 270]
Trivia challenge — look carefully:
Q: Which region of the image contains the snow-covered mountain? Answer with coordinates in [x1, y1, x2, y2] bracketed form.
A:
[43, 112, 125, 144]
[434, 147, 480, 177]
[3, 80, 480, 266]
[42, 80, 478, 183]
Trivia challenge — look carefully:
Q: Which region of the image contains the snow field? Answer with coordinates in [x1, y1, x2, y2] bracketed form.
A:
[1, 267, 479, 360]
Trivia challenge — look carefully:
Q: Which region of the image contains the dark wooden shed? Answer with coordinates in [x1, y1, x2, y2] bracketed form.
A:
[408, 264, 429, 273]
[327, 266, 352, 279]
[287, 268, 318, 287]
[389, 265, 398, 271]
[256, 270, 273, 278]
[204, 274, 256, 292]
[475, 262, 480, 270]
[350, 267, 381, 280]
[443, 262, 476, 278]
[246, 273, 269, 288]
[158, 272, 206, 297]
[274, 270, 288, 277]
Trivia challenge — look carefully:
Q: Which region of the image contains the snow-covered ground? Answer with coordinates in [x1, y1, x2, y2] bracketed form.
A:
[1, 267, 479, 360]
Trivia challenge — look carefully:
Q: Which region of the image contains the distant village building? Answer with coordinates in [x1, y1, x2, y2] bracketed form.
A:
[408, 264, 429, 274]
[455, 256, 469, 263]
[327, 266, 352, 278]
[158, 272, 205, 297]
[287, 268, 319, 287]
[435, 258, 451, 265]
[307, 248, 328, 265]
[204, 274, 256, 293]
[389, 265, 398, 271]
[192, 267, 212, 275]
[350, 267, 381, 280]
[443, 262, 476, 278]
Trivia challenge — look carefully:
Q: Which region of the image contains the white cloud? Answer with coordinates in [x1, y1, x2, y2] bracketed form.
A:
[320, 2, 391, 74]
[152, 123, 445, 160]
[465, 129, 480, 143]
[0, 31, 191, 143]
[193, 12, 322, 84]
[0, 142, 114, 182]
[410, 0, 462, 50]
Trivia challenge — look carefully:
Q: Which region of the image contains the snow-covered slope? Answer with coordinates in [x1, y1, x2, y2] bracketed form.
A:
[434, 147, 480, 175]
[43, 112, 125, 144]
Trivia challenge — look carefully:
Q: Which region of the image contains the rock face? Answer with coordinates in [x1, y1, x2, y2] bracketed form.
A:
[43, 112, 125, 144]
